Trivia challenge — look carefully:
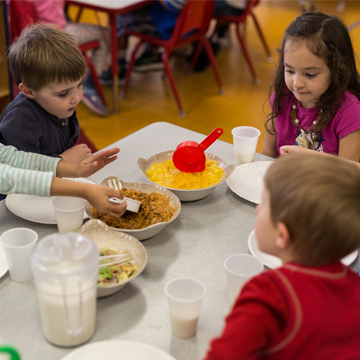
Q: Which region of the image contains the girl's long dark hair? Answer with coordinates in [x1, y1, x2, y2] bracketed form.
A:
[266, 11, 360, 134]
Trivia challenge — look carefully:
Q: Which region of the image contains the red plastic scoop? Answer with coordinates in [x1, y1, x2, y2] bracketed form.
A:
[172, 128, 223, 172]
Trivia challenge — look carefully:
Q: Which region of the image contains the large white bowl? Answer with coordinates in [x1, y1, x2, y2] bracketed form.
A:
[137, 151, 235, 201]
[85, 179, 181, 241]
[77, 220, 148, 298]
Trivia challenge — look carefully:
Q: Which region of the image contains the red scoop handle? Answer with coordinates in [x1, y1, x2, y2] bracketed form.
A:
[197, 128, 223, 152]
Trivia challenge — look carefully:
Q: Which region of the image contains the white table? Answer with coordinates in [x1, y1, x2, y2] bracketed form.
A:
[0, 122, 295, 359]
[65, 0, 153, 112]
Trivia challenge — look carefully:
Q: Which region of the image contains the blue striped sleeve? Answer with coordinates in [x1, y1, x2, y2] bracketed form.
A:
[0, 143, 61, 196]
[0, 144, 60, 174]
[0, 164, 53, 196]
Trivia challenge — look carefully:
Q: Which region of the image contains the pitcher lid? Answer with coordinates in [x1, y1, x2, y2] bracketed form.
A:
[32, 232, 98, 273]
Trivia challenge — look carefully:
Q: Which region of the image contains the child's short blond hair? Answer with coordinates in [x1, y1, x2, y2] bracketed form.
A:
[264, 153, 360, 266]
[8, 23, 87, 91]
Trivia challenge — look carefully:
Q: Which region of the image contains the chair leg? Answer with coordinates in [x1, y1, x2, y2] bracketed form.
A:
[200, 38, 225, 95]
[250, 12, 273, 63]
[83, 53, 108, 106]
[190, 41, 203, 71]
[119, 40, 143, 99]
[162, 51, 186, 118]
[235, 24, 260, 84]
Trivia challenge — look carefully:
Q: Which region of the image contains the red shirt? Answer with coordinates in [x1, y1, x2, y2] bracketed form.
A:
[204, 262, 360, 360]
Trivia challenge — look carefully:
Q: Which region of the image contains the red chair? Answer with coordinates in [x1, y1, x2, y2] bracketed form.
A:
[8, 0, 107, 106]
[120, 0, 224, 118]
[213, 0, 272, 84]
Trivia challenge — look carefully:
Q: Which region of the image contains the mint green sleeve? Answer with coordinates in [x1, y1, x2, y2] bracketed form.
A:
[0, 144, 61, 196]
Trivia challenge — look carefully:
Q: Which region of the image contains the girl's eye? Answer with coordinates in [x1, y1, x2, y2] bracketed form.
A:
[58, 91, 68, 98]
[285, 69, 294, 74]
[305, 73, 316, 78]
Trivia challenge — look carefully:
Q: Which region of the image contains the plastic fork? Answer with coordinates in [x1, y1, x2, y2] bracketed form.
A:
[99, 256, 138, 268]
[99, 249, 139, 268]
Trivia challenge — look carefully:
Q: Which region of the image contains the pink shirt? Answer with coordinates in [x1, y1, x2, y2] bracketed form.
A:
[272, 90, 360, 155]
[30, 0, 66, 29]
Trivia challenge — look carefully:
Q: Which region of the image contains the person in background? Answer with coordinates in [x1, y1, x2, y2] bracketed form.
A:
[100, 0, 187, 84]
[213, 0, 246, 44]
[204, 152, 360, 359]
[262, 11, 360, 162]
[0, 24, 92, 163]
[0, 143, 126, 218]
[30, 0, 111, 116]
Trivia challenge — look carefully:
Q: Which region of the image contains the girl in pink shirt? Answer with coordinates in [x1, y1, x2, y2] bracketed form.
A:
[262, 11, 360, 162]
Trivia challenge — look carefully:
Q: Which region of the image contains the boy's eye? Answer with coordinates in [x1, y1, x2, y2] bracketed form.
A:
[78, 81, 84, 88]
[58, 91, 68, 98]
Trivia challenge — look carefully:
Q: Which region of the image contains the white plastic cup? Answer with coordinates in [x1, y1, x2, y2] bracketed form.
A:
[164, 277, 206, 338]
[1, 228, 38, 283]
[52, 197, 86, 233]
[232, 126, 261, 166]
[224, 253, 264, 307]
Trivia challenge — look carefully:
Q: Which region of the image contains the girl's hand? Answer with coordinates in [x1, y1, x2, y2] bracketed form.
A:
[85, 185, 126, 218]
[76, 148, 120, 177]
[280, 145, 310, 156]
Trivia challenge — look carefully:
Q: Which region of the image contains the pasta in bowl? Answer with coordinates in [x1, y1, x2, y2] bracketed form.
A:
[85, 178, 181, 241]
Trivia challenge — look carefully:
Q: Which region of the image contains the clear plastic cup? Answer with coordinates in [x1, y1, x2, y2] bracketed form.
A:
[224, 253, 264, 307]
[164, 277, 206, 338]
[1, 227, 38, 283]
[232, 126, 261, 166]
[52, 197, 86, 233]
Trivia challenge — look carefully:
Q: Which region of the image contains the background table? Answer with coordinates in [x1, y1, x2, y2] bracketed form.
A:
[0, 122, 323, 359]
[65, 0, 153, 112]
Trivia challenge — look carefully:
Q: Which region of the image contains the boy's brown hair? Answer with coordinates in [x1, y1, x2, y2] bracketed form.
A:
[264, 153, 360, 266]
[8, 23, 86, 91]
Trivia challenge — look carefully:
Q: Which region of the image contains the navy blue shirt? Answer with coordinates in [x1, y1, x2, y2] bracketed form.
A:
[0, 92, 80, 158]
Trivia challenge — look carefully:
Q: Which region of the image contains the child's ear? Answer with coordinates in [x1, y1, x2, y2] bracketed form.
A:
[275, 222, 291, 249]
[19, 83, 36, 99]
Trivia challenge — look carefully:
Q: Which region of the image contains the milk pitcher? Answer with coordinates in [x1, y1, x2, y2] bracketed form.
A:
[31, 232, 98, 347]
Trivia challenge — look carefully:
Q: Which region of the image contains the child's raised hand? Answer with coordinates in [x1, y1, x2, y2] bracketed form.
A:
[60, 144, 92, 163]
[75, 147, 120, 177]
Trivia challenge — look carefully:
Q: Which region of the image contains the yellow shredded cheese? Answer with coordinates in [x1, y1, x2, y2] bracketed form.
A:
[146, 160, 224, 189]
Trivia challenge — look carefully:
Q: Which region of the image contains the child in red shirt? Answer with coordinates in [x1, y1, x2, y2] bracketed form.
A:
[204, 153, 360, 359]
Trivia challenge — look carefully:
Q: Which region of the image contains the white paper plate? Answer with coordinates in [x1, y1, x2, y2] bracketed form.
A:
[61, 340, 176, 360]
[0, 243, 8, 278]
[5, 178, 94, 224]
[226, 161, 274, 204]
[248, 229, 358, 269]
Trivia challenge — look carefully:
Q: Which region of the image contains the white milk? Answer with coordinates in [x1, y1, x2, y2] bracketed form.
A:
[170, 316, 199, 338]
[37, 287, 96, 347]
[57, 217, 84, 233]
[235, 152, 255, 166]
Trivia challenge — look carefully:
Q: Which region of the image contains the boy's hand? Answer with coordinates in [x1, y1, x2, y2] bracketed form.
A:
[76, 147, 120, 177]
[60, 144, 92, 163]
